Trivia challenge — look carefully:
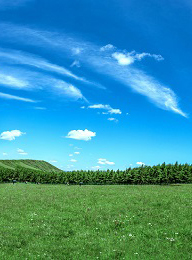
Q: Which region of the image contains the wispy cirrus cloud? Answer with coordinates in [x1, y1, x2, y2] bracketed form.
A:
[0, 23, 186, 117]
[0, 92, 36, 102]
[84, 49, 186, 117]
[0, 73, 29, 89]
[0, 48, 85, 82]
[0, 68, 86, 101]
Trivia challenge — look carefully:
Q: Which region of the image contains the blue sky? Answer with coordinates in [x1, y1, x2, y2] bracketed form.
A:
[0, 0, 192, 170]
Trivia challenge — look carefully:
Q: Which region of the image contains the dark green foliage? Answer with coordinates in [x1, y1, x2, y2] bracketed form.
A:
[0, 161, 192, 185]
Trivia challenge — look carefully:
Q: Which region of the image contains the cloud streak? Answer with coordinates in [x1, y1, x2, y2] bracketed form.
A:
[0, 23, 186, 116]
[0, 92, 36, 102]
[0, 48, 86, 82]
[0, 68, 86, 101]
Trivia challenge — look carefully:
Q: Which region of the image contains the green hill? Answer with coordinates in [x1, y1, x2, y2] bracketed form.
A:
[0, 160, 61, 172]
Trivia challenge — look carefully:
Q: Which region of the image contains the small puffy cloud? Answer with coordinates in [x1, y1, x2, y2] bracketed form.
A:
[69, 154, 73, 157]
[74, 152, 80, 155]
[100, 44, 115, 52]
[108, 109, 122, 114]
[0, 130, 25, 141]
[108, 118, 118, 123]
[112, 52, 135, 66]
[81, 106, 85, 109]
[88, 104, 122, 115]
[136, 162, 145, 166]
[98, 158, 115, 165]
[50, 160, 57, 163]
[2, 152, 8, 156]
[112, 51, 164, 66]
[70, 159, 77, 162]
[66, 129, 96, 141]
[17, 148, 28, 155]
[92, 166, 101, 170]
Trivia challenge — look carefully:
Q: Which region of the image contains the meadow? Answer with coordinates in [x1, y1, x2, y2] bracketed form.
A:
[0, 183, 192, 259]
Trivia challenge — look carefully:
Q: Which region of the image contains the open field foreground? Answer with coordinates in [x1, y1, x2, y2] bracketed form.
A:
[0, 184, 192, 260]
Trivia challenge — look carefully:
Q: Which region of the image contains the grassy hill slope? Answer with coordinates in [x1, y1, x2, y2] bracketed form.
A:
[0, 160, 61, 172]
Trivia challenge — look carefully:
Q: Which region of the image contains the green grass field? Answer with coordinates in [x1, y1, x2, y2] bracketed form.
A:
[0, 184, 192, 259]
[0, 160, 61, 172]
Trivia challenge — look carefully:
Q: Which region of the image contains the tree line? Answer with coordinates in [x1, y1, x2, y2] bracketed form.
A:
[0, 162, 192, 185]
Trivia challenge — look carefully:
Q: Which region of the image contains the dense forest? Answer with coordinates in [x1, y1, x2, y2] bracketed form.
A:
[0, 161, 192, 185]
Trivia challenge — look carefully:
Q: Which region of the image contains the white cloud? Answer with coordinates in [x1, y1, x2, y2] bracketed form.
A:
[88, 104, 122, 115]
[0, 66, 87, 101]
[0, 73, 29, 88]
[2, 152, 7, 156]
[0, 48, 85, 82]
[108, 109, 122, 114]
[91, 166, 101, 170]
[86, 53, 186, 117]
[66, 129, 96, 141]
[69, 154, 73, 157]
[0, 130, 25, 141]
[17, 148, 28, 155]
[112, 51, 164, 66]
[100, 44, 115, 52]
[135, 52, 164, 61]
[136, 162, 145, 166]
[0, 92, 36, 103]
[89, 104, 111, 109]
[70, 159, 77, 162]
[55, 82, 86, 101]
[74, 152, 80, 154]
[81, 106, 85, 109]
[50, 160, 57, 163]
[98, 158, 115, 165]
[112, 52, 135, 66]
[108, 118, 118, 123]
[0, 23, 185, 117]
